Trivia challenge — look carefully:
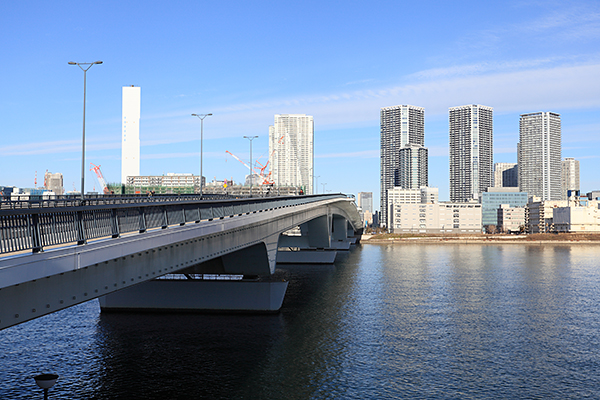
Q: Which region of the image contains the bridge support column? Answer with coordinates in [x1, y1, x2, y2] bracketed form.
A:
[276, 215, 343, 264]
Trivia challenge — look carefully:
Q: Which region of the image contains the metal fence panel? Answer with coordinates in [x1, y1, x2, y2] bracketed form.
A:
[166, 207, 184, 225]
[83, 210, 113, 240]
[39, 212, 78, 247]
[184, 206, 200, 222]
[0, 214, 33, 253]
[117, 208, 141, 234]
[145, 207, 165, 229]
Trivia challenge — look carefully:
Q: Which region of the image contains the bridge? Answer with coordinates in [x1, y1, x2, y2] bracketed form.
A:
[0, 194, 362, 330]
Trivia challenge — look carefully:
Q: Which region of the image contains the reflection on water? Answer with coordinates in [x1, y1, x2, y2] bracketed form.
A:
[1, 244, 600, 399]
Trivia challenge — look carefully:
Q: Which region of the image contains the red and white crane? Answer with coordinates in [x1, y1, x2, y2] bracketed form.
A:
[89, 163, 109, 194]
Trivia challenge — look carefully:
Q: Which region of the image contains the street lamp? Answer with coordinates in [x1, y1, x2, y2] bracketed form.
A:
[69, 60, 102, 200]
[34, 373, 59, 400]
[191, 113, 212, 198]
[322, 182, 327, 194]
[244, 135, 258, 197]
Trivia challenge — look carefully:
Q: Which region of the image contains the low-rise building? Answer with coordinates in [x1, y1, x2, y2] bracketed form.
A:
[553, 199, 600, 233]
[390, 202, 482, 233]
[526, 197, 569, 233]
[481, 187, 528, 229]
[497, 204, 525, 233]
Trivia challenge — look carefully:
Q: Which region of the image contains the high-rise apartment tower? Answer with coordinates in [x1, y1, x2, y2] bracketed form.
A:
[449, 104, 493, 202]
[518, 112, 561, 201]
[561, 157, 580, 199]
[493, 162, 518, 187]
[380, 105, 425, 227]
[357, 192, 373, 213]
[396, 144, 428, 190]
[121, 86, 141, 183]
[269, 114, 314, 194]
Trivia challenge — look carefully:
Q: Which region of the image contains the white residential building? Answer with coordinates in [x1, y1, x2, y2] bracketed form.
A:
[126, 173, 202, 188]
[561, 157, 580, 200]
[449, 104, 493, 202]
[121, 86, 141, 183]
[269, 114, 314, 194]
[518, 112, 561, 201]
[380, 105, 425, 227]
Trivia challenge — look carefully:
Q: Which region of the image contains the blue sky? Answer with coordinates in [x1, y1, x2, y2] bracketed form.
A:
[1, 1, 599, 208]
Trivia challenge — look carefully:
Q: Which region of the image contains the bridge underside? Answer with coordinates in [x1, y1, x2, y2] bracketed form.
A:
[0, 198, 361, 329]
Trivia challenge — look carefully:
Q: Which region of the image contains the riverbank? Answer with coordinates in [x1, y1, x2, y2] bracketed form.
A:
[361, 233, 600, 245]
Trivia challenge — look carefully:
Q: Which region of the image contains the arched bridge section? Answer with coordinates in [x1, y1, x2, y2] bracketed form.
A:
[0, 194, 362, 330]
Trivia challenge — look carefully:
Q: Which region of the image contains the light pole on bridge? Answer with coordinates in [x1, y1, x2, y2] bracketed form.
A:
[69, 60, 102, 200]
[244, 135, 258, 197]
[192, 113, 213, 198]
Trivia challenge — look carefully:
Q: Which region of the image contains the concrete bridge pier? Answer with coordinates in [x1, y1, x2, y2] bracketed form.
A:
[99, 236, 287, 313]
[276, 213, 357, 264]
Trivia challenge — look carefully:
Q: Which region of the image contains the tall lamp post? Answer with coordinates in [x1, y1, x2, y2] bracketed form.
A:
[69, 60, 102, 200]
[191, 113, 212, 198]
[244, 135, 258, 197]
[322, 182, 327, 194]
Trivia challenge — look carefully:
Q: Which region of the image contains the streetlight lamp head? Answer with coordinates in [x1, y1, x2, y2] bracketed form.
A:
[94, 61, 103, 64]
[207, 113, 213, 116]
[68, 62, 76, 65]
[34, 373, 59, 389]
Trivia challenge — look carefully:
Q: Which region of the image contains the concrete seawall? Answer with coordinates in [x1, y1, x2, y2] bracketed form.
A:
[361, 235, 600, 245]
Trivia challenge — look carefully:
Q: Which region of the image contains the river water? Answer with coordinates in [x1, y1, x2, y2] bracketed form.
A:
[2, 243, 600, 399]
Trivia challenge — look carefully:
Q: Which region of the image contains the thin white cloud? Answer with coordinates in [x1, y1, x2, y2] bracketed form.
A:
[4, 60, 600, 157]
[316, 150, 378, 159]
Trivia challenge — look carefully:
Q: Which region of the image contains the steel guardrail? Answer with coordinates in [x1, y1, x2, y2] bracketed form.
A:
[0, 194, 347, 255]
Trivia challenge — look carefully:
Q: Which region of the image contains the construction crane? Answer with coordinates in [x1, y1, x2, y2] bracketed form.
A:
[254, 135, 284, 185]
[89, 163, 109, 194]
[226, 150, 273, 185]
[225, 150, 251, 170]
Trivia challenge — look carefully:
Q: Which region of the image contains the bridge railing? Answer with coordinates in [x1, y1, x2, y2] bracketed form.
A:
[0, 194, 347, 255]
[0, 193, 233, 210]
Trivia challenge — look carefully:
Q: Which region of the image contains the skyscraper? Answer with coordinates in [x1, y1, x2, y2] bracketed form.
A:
[357, 192, 373, 213]
[269, 114, 314, 194]
[380, 105, 425, 227]
[44, 171, 64, 195]
[396, 144, 428, 190]
[449, 104, 493, 202]
[493, 162, 518, 187]
[121, 86, 141, 183]
[518, 112, 561, 201]
[561, 157, 580, 199]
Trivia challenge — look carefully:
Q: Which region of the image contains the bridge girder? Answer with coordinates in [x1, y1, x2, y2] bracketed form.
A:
[0, 197, 361, 330]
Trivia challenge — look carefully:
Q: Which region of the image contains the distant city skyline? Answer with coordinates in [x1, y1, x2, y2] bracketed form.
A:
[1, 1, 599, 207]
